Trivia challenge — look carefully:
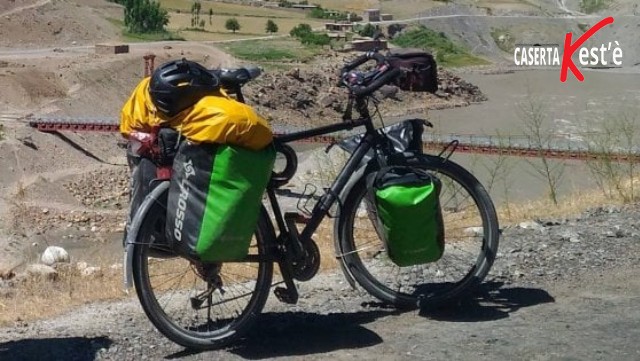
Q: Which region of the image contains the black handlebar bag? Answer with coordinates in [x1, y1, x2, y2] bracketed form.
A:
[387, 48, 438, 93]
[366, 166, 445, 267]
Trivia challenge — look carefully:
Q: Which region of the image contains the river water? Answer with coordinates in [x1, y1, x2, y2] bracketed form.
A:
[425, 69, 640, 204]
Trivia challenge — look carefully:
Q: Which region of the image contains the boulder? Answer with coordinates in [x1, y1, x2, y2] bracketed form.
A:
[41, 246, 70, 266]
[25, 264, 58, 280]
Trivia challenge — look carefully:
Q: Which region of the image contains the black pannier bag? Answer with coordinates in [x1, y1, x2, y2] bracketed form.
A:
[338, 119, 426, 167]
[165, 142, 275, 262]
[387, 48, 438, 93]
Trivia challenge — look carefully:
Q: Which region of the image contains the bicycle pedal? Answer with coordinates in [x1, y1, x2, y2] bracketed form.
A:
[274, 286, 298, 305]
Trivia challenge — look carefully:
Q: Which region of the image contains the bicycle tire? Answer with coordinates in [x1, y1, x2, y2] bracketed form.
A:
[131, 190, 274, 349]
[337, 154, 499, 309]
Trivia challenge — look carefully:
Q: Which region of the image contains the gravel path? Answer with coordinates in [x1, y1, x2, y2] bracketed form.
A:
[1, 203, 639, 360]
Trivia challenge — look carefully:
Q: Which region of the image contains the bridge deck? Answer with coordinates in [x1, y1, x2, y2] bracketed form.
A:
[24, 116, 640, 162]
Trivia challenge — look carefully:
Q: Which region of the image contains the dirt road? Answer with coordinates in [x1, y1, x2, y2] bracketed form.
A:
[0, 266, 637, 361]
[1, 201, 639, 361]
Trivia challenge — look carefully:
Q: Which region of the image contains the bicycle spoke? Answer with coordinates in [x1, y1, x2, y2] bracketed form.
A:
[340, 156, 498, 307]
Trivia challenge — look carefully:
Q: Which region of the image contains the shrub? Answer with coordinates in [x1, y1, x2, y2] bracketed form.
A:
[290, 23, 312, 38]
[266, 19, 279, 34]
[290, 24, 330, 46]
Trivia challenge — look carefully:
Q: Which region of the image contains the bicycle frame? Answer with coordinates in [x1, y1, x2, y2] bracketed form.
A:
[122, 116, 386, 290]
[268, 117, 380, 243]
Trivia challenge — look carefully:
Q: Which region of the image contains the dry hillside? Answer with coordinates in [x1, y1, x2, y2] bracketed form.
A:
[0, 0, 123, 49]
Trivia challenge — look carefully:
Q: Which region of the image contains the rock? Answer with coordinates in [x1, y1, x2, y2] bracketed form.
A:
[464, 227, 484, 237]
[513, 270, 525, 278]
[542, 220, 562, 226]
[560, 231, 581, 243]
[318, 93, 339, 108]
[41, 246, 70, 266]
[518, 221, 544, 231]
[286, 68, 301, 80]
[0, 269, 15, 280]
[76, 261, 88, 271]
[378, 85, 399, 99]
[25, 264, 58, 280]
[81, 267, 102, 277]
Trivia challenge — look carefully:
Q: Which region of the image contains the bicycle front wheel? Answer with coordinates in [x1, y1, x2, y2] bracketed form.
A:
[131, 194, 274, 350]
[337, 154, 499, 309]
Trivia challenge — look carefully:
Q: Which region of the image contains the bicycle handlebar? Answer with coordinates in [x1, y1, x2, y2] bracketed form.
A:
[340, 52, 386, 74]
[350, 67, 402, 98]
[339, 51, 402, 99]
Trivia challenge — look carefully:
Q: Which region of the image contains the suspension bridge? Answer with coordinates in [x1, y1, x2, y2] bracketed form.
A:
[10, 115, 640, 163]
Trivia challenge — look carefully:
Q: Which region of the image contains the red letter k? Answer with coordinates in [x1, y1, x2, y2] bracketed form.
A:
[560, 17, 614, 82]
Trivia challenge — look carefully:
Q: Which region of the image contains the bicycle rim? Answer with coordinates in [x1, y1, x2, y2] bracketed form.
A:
[132, 202, 274, 349]
[339, 155, 499, 308]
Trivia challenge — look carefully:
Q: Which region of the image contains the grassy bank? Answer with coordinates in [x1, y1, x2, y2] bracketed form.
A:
[392, 26, 489, 67]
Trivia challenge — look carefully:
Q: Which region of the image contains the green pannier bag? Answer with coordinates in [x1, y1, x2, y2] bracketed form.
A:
[166, 142, 275, 262]
[366, 166, 445, 267]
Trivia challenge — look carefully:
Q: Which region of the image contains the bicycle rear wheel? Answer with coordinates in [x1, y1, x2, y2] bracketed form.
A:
[337, 154, 499, 309]
[131, 193, 274, 350]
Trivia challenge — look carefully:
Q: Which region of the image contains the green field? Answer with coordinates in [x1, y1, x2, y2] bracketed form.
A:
[158, 0, 326, 41]
[219, 38, 324, 63]
[168, 12, 325, 38]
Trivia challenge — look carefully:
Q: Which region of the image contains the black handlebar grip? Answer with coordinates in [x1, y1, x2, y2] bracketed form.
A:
[352, 67, 403, 97]
[341, 52, 387, 73]
[341, 54, 370, 74]
[370, 52, 386, 66]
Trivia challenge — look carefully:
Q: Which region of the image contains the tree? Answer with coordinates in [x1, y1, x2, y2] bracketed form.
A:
[266, 19, 278, 33]
[122, 0, 169, 33]
[225, 18, 241, 33]
[289, 23, 329, 46]
[209, 8, 213, 25]
[387, 23, 405, 38]
[358, 23, 376, 37]
[518, 95, 565, 206]
[191, 1, 201, 28]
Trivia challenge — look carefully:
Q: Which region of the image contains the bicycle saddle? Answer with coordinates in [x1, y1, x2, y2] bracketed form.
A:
[212, 66, 262, 89]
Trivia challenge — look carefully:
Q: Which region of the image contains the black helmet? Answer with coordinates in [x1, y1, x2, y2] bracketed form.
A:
[149, 59, 220, 117]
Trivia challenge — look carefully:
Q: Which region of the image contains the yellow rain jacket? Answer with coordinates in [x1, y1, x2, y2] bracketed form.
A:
[120, 77, 273, 151]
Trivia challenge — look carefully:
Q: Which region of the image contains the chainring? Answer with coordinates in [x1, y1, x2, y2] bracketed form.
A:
[290, 240, 321, 282]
